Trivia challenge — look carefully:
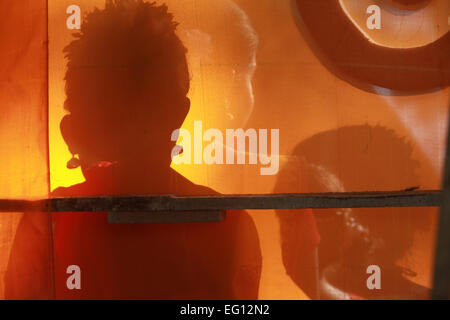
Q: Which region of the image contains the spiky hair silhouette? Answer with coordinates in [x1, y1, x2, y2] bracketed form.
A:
[64, 0, 189, 114]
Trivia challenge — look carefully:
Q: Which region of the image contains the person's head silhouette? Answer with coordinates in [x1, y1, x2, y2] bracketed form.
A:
[61, 0, 190, 176]
[275, 125, 432, 299]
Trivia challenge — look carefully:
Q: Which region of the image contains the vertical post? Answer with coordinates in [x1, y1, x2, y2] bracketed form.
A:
[432, 97, 450, 300]
[45, 0, 56, 300]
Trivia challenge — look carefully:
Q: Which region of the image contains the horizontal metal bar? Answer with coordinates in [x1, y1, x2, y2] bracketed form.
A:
[0, 190, 442, 212]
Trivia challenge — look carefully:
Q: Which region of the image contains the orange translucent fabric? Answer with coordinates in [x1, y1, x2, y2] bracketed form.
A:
[0, 0, 52, 299]
[1, 0, 448, 300]
[48, 0, 264, 299]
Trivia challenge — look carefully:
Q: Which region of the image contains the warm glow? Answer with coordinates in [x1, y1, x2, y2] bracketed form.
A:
[42, 0, 448, 299]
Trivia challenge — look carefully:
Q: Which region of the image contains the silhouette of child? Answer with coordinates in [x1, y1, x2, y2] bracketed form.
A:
[7, 0, 261, 299]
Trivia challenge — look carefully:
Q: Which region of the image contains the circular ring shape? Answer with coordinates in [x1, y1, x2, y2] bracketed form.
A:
[292, 0, 449, 94]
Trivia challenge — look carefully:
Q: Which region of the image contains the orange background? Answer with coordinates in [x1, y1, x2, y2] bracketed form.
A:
[0, 0, 447, 299]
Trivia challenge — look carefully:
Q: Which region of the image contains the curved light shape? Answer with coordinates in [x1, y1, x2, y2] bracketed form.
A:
[339, 0, 449, 49]
[293, 0, 450, 93]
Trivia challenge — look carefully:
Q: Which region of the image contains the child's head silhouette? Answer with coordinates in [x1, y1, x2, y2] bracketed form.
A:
[61, 0, 190, 170]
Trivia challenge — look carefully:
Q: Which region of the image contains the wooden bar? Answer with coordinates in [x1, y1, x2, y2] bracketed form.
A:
[0, 199, 49, 212]
[50, 190, 442, 212]
[0, 190, 442, 213]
